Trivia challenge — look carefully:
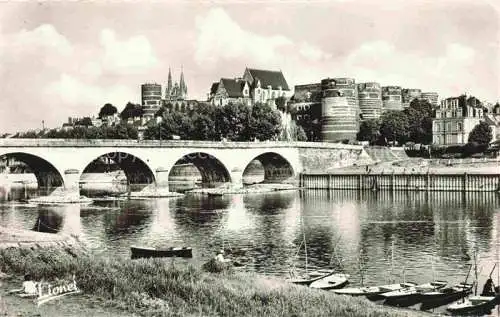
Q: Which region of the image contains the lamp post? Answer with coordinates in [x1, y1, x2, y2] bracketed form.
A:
[156, 116, 163, 146]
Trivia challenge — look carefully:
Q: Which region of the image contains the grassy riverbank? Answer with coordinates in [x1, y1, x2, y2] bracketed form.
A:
[0, 248, 426, 317]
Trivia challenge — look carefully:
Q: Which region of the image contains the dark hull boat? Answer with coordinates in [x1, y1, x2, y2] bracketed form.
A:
[447, 295, 499, 315]
[131, 246, 193, 259]
[382, 281, 448, 307]
[420, 283, 473, 310]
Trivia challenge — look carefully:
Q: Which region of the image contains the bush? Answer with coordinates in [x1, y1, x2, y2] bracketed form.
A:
[445, 145, 464, 154]
[202, 258, 233, 274]
[462, 142, 488, 157]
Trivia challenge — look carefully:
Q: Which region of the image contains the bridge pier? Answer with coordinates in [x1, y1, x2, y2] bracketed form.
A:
[63, 169, 81, 199]
[155, 167, 170, 194]
[230, 169, 243, 188]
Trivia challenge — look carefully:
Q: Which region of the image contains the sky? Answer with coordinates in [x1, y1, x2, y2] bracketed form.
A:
[0, 0, 499, 132]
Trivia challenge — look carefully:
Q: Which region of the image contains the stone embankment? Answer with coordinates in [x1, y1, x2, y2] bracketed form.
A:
[0, 226, 80, 250]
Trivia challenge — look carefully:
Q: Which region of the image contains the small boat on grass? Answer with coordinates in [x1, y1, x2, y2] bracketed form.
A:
[333, 282, 417, 300]
[382, 280, 448, 306]
[447, 262, 500, 315]
[309, 273, 350, 290]
[420, 282, 473, 309]
[288, 270, 335, 286]
[130, 246, 193, 259]
[447, 295, 498, 315]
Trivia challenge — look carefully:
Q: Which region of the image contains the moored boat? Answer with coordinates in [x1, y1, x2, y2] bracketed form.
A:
[382, 280, 447, 306]
[332, 282, 417, 300]
[309, 273, 350, 290]
[130, 246, 193, 259]
[287, 270, 335, 286]
[420, 282, 473, 309]
[447, 295, 498, 314]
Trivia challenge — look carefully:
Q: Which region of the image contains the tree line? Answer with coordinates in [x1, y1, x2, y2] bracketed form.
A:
[357, 98, 434, 145]
[11, 101, 307, 142]
[143, 102, 307, 141]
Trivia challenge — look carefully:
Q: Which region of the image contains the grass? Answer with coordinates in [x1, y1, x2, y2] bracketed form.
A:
[0, 247, 425, 317]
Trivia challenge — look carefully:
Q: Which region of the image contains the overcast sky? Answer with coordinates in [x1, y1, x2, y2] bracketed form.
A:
[0, 0, 498, 132]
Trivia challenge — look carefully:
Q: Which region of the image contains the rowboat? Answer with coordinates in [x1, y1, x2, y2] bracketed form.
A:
[447, 295, 499, 314]
[332, 282, 417, 300]
[382, 280, 447, 306]
[309, 273, 350, 290]
[420, 282, 473, 309]
[288, 270, 335, 286]
[130, 246, 193, 259]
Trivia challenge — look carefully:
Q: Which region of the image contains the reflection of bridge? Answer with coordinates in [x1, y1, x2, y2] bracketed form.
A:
[0, 139, 367, 197]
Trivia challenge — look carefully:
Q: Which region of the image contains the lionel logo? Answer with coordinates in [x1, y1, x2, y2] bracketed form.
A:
[36, 276, 81, 306]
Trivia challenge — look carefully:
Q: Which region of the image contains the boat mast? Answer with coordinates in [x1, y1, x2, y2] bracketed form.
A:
[302, 217, 308, 275]
[473, 249, 478, 296]
[391, 240, 395, 284]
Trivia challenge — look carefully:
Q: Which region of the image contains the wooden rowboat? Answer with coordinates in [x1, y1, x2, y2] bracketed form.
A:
[131, 246, 193, 259]
[309, 273, 350, 290]
[287, 270, 335, 286]
[382, 280, 447, 306]
[447, 295, 499, 314]
[420, 282, 473, 309]
[332, 282, 417, 300]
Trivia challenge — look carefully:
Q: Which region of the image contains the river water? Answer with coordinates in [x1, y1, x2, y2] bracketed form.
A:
[1, 188, 499, 315]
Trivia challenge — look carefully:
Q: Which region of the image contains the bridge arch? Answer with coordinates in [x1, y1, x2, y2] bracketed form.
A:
[0, 152, 64, 189]
[81, 151, 156, 192]
[243, 152, 295, 184]
[168, 152, 231, 187]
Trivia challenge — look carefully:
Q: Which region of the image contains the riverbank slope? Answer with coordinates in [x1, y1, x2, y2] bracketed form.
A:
[0, 247, 425, 317]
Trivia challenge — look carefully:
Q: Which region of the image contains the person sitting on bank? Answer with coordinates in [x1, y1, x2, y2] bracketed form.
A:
[9, 274, 37, 295]
[215, 250, 230, 263]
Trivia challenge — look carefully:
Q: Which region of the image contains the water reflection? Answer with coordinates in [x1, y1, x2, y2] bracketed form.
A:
[0, 189, 499, 307]
[33, 209, 63, 233]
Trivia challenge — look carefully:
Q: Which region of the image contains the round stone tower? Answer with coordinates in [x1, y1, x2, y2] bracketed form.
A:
[358, 82, 382, 120]
[320, 78, 359, 142]
[382, 86, 403, 111]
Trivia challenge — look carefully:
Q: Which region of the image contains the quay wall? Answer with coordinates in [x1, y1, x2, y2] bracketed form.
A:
[300, 173, 500, 192]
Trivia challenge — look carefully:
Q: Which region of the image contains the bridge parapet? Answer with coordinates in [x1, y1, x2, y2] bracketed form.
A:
[0, 139, 362, 150]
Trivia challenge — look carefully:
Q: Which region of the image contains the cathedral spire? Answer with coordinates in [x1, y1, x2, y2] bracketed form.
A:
[166, 67, 173, 99]
[179, 66, 187, 98]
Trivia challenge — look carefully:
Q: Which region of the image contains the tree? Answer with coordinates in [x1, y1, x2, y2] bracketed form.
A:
[296, 125, 307, 141]
[216, 102, 252, 141]
[379, 110, 410, 145]
[275, 96, 287, 112]
[191, 113, 218, 140]
[404, 99, 433, 144]
[357, 119, 380, 144]
[98, 103, 118, 118]
[120, 102, 144, 120]
[248, 102, 282, 141]
[290, 103, 322, 141]
[74, 117, 93, 127]
[468, 121, 493, 144]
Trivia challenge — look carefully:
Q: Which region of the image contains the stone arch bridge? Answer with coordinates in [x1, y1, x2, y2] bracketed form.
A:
[0, 139, 368, 197]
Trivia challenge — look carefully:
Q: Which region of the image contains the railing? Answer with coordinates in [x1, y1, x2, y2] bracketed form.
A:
[0, 138, 363, 149]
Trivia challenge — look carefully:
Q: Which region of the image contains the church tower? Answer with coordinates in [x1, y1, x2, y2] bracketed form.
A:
[166, 67, 173, 99]
[179, 66, 188, 99]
